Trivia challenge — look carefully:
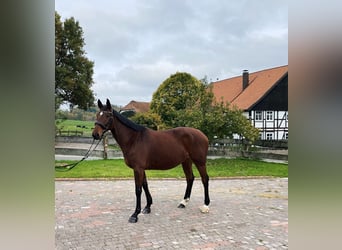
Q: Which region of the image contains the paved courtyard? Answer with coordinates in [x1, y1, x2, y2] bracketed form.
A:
[55, 178, 288, 249]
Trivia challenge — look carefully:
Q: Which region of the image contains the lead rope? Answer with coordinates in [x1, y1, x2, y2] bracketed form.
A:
[55, 136, 104, 172]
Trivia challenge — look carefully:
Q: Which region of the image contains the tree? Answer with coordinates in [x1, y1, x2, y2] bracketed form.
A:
[131, 112, 165, 130]
[150, 72, 260, 143]
[150, 72, 203, 127]
[55, 11, 95, 111]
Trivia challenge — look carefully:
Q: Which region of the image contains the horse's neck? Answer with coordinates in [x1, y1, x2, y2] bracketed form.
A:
[111, 117, 138, 153]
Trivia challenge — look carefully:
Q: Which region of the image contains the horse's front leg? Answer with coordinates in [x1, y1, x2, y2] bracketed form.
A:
[129, 169, 144, 223]
[142, 171, 153, 214]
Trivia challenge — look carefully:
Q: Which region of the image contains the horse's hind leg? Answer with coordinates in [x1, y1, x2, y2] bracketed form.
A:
[194, 162, 210, 213]
[142, 171, 153, 214]
[178, 159, 194, 208]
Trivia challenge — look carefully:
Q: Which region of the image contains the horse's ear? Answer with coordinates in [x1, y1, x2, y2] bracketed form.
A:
[106, 99, 112, 110]
[97, 99, 103, 109]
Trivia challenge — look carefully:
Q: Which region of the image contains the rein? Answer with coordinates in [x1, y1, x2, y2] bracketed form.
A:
[55, 135, 104, 172]
[55, 110, 114, 172]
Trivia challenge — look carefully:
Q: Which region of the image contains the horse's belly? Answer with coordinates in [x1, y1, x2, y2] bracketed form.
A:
[147, 148, 188, 170]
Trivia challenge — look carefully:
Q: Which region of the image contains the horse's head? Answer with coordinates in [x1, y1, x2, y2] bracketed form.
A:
[92, 99, 114, 140]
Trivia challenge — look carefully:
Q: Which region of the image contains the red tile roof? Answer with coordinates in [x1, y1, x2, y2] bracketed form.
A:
[211, 65, 288, 110]
[121, 100, 150, 113]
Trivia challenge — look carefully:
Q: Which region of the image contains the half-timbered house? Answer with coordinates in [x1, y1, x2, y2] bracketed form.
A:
[211, 65, 288, 140]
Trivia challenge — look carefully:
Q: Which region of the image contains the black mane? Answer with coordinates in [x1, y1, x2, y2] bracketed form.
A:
[113, 110, 146, 132]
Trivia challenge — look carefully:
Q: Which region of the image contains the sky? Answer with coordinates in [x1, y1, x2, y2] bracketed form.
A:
[55, 0, 288, 107]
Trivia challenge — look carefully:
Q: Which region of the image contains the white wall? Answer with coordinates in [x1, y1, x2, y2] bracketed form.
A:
[244, 110, 288, 140]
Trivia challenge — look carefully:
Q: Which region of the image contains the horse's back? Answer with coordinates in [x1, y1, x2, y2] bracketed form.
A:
[177, 127, 208, 145]
[143, 127, 208, 169]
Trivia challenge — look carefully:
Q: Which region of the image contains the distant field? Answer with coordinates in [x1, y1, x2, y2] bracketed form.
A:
[56, 119, 95, 136]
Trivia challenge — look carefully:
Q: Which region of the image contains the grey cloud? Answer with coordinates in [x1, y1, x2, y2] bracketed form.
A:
[56, 0, 288, 106]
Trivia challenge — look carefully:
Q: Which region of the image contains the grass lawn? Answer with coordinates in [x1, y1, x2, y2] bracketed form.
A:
[56, 119, 94, 136]
[55, 158, 288, 179]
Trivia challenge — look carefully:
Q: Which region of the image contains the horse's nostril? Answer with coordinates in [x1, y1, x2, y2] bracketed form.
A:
[92, 132, 100, 140]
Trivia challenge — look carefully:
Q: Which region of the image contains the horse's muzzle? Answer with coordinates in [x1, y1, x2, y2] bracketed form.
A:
[92, 131, 101, 140]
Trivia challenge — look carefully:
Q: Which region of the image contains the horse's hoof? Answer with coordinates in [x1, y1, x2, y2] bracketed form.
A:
[142, 207, 151, 214]
[128, 216, 138, 223]
[200, 205, 209, 213]
[178, 198, 189, 208]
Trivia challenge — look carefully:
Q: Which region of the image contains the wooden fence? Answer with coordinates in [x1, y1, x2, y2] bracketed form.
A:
[55, 135, 288, 162]
[56, 130, 84, 136]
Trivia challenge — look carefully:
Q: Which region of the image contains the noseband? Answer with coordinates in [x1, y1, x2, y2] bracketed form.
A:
[95, 111, 114, 132]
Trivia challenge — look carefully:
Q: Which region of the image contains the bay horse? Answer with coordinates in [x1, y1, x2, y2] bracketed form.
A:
[92, 99, 210, 223]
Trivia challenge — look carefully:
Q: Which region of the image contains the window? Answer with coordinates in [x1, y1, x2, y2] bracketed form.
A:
[255, 111, 262, 121]
[266, 133, 273, 140]
[266, 111, 273, 121]
[285, 132, 288, 140]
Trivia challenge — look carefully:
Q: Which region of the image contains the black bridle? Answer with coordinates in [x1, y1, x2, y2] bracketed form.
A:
[95, 110, 114, 132]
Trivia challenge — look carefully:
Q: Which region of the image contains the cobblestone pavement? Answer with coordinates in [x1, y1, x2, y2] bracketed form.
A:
[55, 178, 288, 250]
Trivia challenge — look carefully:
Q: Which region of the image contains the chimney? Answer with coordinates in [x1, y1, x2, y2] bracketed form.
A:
[242, 69, 249, 89]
